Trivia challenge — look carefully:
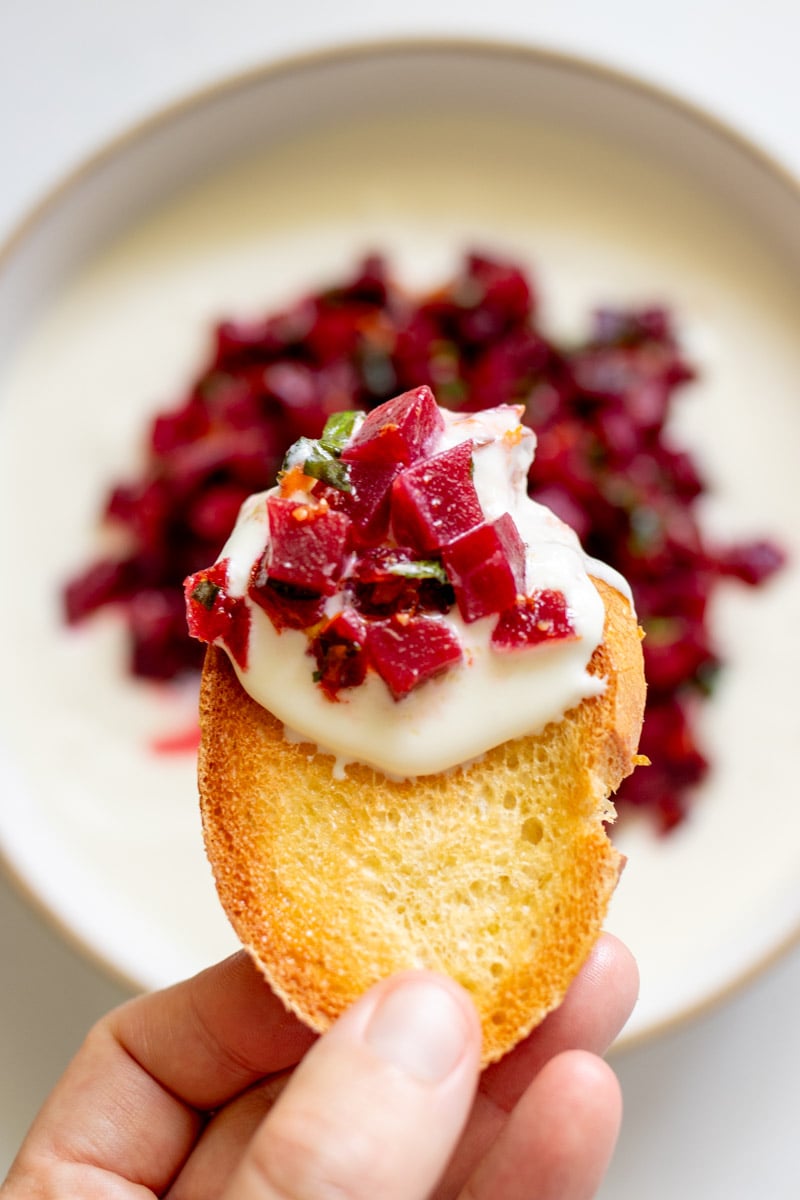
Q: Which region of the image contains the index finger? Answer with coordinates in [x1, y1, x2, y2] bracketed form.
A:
[7, 952, 315, 1197]
[111, 950, 315, 1109]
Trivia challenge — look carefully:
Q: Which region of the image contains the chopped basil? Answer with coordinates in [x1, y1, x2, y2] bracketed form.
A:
[281, 437, 317, 473]
[320, 409, 360, 454]
[280, 414, 360, 494]
[303, 451, 352, 492]
[191, 578, 221, 610]
[386, 559, 449, 585]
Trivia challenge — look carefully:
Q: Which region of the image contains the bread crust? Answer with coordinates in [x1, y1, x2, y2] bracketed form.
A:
[198, 577, 645, 1063]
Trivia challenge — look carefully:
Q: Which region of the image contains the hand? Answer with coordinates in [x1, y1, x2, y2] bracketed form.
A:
[3, 935, 637, 1199]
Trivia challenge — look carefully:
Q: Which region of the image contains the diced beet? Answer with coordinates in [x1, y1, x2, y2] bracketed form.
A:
[348, 546, 454, 616]
[266, 496, 351, 594]
[338, 458, 402, 547]
[366, 616, 463, 699]
[150, 396, 209, 457]
[442, 514, 525, 623]
[453, 254, 534, 343]
[131, 587, 204, 678]
[165, 430, 276, 498]
[305, 301, 370, 364]
[390, 440, 483, 554]
[249, 578, 325, 631]
[185, 483, 249, 542]
[341, 385, 444, 467]
[63, 557, 136, 623]
[715, 539, 787, 586]
[309, 608, 369, 698]
[642, 617, 718, 692]
[491, 589, 576, 652]
[184, 560, 250, 669]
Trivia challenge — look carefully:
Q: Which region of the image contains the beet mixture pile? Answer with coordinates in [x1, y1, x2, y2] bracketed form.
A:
[64, 253, 784, 830]
[185, 387, 576, 702]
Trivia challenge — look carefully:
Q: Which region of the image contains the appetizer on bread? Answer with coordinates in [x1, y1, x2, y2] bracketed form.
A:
[186, 386, 646, 1063]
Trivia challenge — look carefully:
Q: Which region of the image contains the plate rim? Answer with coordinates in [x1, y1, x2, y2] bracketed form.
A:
[2, 32, 800, 1049]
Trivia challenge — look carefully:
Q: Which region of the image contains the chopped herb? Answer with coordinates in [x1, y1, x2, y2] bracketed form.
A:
[386, 559, 449, 585]
[191, 578, 221, 610]
[320, 409, 360, 454]
[303, 449, 352, 492]
[280, 437, 317, 474]
[281, 436, 353, 493]
[281, 415, 360, 494]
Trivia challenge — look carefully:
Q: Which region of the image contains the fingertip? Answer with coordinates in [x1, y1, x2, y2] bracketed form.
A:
[588, 932, 640, 1014]
[361, 970, 482, 1083]
[546, 1049, 624, 1170]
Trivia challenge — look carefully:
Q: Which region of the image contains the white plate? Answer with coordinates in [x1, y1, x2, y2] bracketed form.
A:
[1, 40, 799, 1048]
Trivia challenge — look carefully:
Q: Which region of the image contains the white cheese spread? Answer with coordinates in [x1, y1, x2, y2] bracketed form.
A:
[215, 404, 631, 777]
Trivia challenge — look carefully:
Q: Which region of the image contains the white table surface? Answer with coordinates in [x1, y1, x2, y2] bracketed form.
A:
[2, 3, 799, 1195]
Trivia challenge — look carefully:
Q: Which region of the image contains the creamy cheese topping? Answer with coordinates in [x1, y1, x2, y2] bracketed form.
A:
[217, 405, 631, 777]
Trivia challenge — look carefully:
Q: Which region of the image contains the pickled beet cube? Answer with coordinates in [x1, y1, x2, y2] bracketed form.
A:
[184, 559, 250, 668]
[349, 546, 454, 616]
[266, 496, 351, 594]
[249, 579, 325, 632]
[442, 513, 526, 623]
[339, 458, 403, 546]
[491, 589, 576, 651]
[63, 557, 136, 623]
[366, 615, 463, 699]
[716, 539, 786, 585]
[390, 440, 483, 554]
[341, 385, 444, 467]
[309, 608, 369, 698]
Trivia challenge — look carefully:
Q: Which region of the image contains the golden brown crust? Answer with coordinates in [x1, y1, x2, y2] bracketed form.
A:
[198, 577, 645, 1064]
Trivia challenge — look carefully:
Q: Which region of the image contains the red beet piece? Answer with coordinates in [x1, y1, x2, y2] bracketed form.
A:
[391, 440, 483, 554]
[348, 547, 454, 616]
[184, 559, 250, 669]
[339, 458, 403, 547]
[63, 557, 136, 623]
[309, 607, 369, 699]
[716, 539, 786, 586]
[442, 513, 526, 623]
[341, 385, 444, 467]
[249, 579, 325, 632]
[366, 615, 463, 699]
[491, 589, 576, 651]
[266, 496, 351, 594]
[130, 587, 203, 679]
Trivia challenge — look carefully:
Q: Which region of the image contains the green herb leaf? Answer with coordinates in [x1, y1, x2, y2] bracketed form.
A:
[280, 436, 353, 492]
[320, 409, 360, 455]
[191, 579, 221, 610]
[386, 559, 449, 585]
[280, 437, 317, 474]
[303, 450, 352, 493]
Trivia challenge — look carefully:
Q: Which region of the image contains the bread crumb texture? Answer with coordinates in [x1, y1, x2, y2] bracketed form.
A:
[198, 578, 645, 1063]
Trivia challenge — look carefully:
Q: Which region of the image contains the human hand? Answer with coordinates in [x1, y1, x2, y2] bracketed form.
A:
[3, 934, 637, 1199]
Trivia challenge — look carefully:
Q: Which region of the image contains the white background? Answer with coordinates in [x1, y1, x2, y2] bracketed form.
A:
[1, 3, 799, 1195]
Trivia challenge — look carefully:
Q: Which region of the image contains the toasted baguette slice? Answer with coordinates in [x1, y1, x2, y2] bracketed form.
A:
[198, 577, 645, 1064]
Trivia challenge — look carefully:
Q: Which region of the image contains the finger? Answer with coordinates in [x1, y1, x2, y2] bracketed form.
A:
[482, 933, 638, 1110]
[167, 1075, 290, 1200]
[112, 950, 316, 1108]
[8, 953, 314, 1196]
[223, 971, 482, 1200]
[458, 1050, 622, 1200]
[431, 932, 637, 1196]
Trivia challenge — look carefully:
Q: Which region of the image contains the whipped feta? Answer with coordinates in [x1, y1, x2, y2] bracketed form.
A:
[210, 404, 631, 777]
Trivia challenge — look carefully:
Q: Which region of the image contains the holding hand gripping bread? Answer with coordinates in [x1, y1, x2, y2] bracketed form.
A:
[186, 387, 645, 1063]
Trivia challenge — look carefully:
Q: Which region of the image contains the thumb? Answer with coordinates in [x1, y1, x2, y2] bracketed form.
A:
[222, 971, 482, 1200]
